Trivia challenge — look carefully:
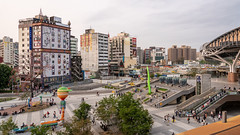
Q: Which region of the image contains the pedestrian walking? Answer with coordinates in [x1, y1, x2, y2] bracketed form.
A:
[172, 115, 175, 123]
[92, 117, 95, 125]
[53, 111, 56, 118]
[187, 116, 190, 124]
[47, 111, 50, 117]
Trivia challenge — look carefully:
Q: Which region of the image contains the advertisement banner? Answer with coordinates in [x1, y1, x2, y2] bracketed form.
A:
[31, 97, 40, 106]
[29, 27, 33, 50]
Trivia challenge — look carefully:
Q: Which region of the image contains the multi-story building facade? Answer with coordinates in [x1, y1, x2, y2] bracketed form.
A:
[13, 42, 19, 67]
[109, 32, 137, 76]
[0, 39, 3, 58]
[19, 11, 71, 87]
[168, 45, 196, 64]
[70, 35, 78, 57]
[143, 48, 151, 64]
[150, 47, 165, 65]
[18, 18, 33, 75]
[0, 36, 15, 67]
[136, 47, 144, 65]
[80, 29, 109, 75]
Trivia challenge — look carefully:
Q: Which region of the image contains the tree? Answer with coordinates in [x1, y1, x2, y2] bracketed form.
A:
[0, 117, 17, 135]
[96, 93, 153, 135]
[30, 126, 50, 135]
[188, 68, 199, 77]
[95, 95, 118, 125]
[73, 102, 91, 120]
[57, 102, 93, 135]
[118, 93, 153, 135]
[0, 64, 14, 90]
[57, 118, 92, 135]
[145, 59, 151, 64]
[150, 73, 154, 79]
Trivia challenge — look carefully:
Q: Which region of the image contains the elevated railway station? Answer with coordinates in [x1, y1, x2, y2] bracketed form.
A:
[201, 26, 240, 82]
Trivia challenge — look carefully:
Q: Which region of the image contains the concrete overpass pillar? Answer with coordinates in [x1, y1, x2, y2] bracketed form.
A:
[181, 95, 186, 102]
[228, 50, 240, 82]
[228, 72, 238, 82]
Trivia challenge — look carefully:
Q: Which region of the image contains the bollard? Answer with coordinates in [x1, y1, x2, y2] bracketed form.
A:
[222, 111, 227, 123]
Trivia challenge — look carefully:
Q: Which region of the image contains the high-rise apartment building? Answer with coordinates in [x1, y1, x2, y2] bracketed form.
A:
[18, 18, 33, 75]
[0, 36, 15, 67]
[80, 29, 109, 75]
[136, 47, 144, 65]
[70, 35, 78, 57]
[168, 45, 196, 64]
[0, 39, 3, 58]
[109, 32, 137, 76]
[19, 10, 71, 87]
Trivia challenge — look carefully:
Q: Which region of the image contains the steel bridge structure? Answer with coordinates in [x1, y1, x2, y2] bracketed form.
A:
[201, 26, 240, 81]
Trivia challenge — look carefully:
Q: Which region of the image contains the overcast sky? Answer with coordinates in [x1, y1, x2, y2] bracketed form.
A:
[0, 0, 240, 50]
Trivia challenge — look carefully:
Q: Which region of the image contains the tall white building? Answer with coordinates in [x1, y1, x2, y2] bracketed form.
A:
[80, 29, 109, 75]
[0, 36, 15, 67]
[18, 18, 32, 75]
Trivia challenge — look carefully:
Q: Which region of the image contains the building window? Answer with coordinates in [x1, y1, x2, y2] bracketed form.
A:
[27, 38, 29, 41]
[22, 39, 24, 42]
[52, 44, 54, 47]
[52, 54, 55, 58]
[52, 71, 55, 75]
[22, 55, 24, 58]
[27, 49, 29, 52]
[27, 33, 29, 36]
[52, 61, 54, 64]
[58, 71, 61, 74]
[22, 28, 24, 31]
[22, 50, 24, 52]
[58, 55, 61, 58]
[22, 33, 24, 36]
[28, 55, 29, 58]
[22, 44, 24, 47]
[27, 44, 29, 47]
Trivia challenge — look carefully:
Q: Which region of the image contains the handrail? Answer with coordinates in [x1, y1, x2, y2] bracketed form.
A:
[193, 90, 224, 111]
[194, 92, 228, 114]
[177, 87, 216, 110]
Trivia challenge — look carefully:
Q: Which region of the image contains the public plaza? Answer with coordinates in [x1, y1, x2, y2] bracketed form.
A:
[0, 77, 239, 135]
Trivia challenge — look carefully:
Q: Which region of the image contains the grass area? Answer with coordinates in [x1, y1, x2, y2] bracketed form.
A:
[103, 85, 119, 90]
[23, 103, 50, 113]
[0, 90, 13, 93]
[143, 98, 150, 102]
[0, 97, 16, 102]
[158, 88, 168, 91]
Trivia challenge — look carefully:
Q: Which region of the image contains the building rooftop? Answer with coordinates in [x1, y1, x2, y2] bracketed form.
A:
[178, 115, 240, 135]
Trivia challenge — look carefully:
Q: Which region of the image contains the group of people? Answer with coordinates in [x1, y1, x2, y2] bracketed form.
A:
[43, 111, 57, 118]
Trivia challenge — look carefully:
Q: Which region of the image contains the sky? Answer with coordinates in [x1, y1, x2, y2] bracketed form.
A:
[0, 0, 240, 51]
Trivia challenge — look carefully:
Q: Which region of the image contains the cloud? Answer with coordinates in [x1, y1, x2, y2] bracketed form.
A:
[0, 0, 240, 51]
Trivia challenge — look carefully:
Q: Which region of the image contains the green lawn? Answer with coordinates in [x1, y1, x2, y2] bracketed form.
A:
[158, 88, 168, 91]
[0, 97, 15, 102]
